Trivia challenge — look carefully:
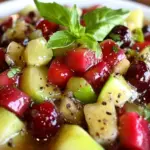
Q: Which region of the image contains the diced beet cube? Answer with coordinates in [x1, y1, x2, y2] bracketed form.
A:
[48, 57, 73, 88]
[119, 112, 150, 150]
[100, 40, 126, 69]
[0, 69, 20, 87]
[65, 48, 100, 73]
[0, 86, 30, 117]
[84, 61, 110, 92]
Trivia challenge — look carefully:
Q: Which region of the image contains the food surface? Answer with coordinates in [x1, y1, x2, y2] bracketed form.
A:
[0, 0, 150, 150]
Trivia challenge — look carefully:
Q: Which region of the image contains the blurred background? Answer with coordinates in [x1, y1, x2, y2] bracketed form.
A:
[0, 0, 149, 5]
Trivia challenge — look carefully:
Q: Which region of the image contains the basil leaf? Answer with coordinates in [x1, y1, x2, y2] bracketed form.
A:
[34, 0, 71, 27]
[47, 30, 75, 49]
[77, 34, 102, 57]
[84, 7, 129, 41]
[133, 28, 144, 42]
[70, 5, 85, 36]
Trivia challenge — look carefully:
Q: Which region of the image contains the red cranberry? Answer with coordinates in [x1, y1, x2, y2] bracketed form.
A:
[126, 61, 150, 93]
[27, 102, 60, 140]
[107, 25, 132, 48]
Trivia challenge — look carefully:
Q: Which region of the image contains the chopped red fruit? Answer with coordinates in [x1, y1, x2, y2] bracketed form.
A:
[132, 41, 150, 52]
[0, 48, 7, 71]
[0, 17, 13, 35]
[48, 57, 73, 88]
[36, 19, 59, 39]
[100, 39, 126, 69]
[84, 61, 110, 92]
[65, 48, 100, 73]
[139, 88, 150, 104]
[0, 69, 20, 87]
[119, 112, 150, 150]
[82, 5, 100, 15]
[27, 102, 60, 139]
[144, 34, 150, 41]
[126, 61, 150, 92]
[0, 86, 30, 117]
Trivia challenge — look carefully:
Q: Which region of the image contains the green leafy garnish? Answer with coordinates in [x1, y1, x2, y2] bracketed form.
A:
[7, 68, 21, 78]
[112, 45, 119, 53]
[34, 0, 129, 57]
[83, 7, 129, 41]
[109, 33, 121, 41]
[47, 31, 76, 49]
[132, 28, 144, 42]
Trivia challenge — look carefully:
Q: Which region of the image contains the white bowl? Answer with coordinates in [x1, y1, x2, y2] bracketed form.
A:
[0, 0, 150, 19]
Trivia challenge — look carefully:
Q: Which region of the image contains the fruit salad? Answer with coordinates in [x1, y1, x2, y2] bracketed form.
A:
[0, 1, 150, 150]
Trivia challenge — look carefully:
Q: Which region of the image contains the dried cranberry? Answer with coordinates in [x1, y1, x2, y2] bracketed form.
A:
[142, 25, 150, 34]
[107, 25, 132, 48]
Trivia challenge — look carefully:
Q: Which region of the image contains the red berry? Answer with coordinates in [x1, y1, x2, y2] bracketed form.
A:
[126, 61, 150, 92]
[132, 41, 150, 52]
[48, 57, 73, 88]
[84, 61, 110, 92]
[107, 25, 132, 48]
[65, 48, 100, 73]
[36, 19, 59, 39]
[27, 102, 60, 139]
[100, 40, 126, 69]
[119, 112, 149, 150]
[0, 86, 30, 117]
[0, 69, 20, 87]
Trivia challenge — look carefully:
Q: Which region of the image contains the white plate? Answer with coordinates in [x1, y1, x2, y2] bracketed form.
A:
[0, 0, 150, 19]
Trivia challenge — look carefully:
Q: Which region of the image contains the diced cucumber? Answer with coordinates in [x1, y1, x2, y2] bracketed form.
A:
[0, 107, 24, 145]
[98, 74, 138, 107]
[24, 37, 53, 66]
[20, 66, 61, 103]
[113, 58, 130, 75]
[66, 77, 97, 104]
[84, 101, 118, 145]
[126, 9, 144, 31]
[138, 46, 150, 67]
[49, 124, 104, 150]
[5, 42, 25, 68]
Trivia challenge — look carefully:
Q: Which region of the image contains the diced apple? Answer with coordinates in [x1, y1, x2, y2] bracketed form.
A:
[20, 66, 61, 103]
[24, 37, 53, 66]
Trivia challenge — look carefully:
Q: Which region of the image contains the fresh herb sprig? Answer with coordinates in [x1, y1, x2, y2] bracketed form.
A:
[34, 0, 129, 57]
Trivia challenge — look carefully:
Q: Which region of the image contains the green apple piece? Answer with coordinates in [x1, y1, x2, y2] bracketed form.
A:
[66, 77, 97, 104]
[49, 124, 104, 150]
[113, 58, 130, 75]
[97, 74, 138, 107]
[58, 93, 84, 125]
[24, 37, 53, 66]
[5, 42, 25, 68]
[20, 66, 61, 103]
[84, 101, 118, 145]
[0, 107, 24, 145]
[138, 46, 150, 67]
[126, 9, 144, 31]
